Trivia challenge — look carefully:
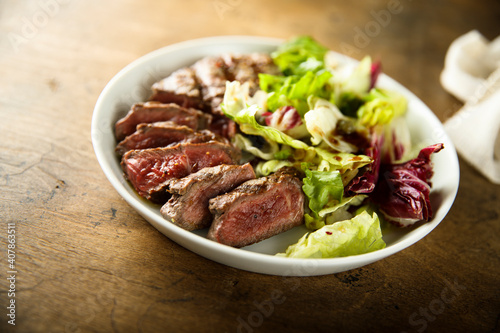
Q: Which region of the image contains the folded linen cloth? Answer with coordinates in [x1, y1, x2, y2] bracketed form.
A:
[441, 30, 500, 184]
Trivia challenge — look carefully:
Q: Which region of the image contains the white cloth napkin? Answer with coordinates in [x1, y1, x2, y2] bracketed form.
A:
[440, 30, 500, 184]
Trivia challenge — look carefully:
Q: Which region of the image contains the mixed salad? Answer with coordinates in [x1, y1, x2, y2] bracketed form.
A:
[221, 36, 443, 259]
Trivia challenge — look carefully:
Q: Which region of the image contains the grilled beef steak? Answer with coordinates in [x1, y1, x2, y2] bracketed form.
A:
[222, 53, 281, 95]
[161, 163, 256, 231]
[207, 167, 305, 248]
[149, 67, 205, 111]
[208, 114, 237, 139]
[115, 121, 228, 155]
[192, 56, 227, 114]
[115, 102, 212, 141]
[149, 53, 280, 115]
[121, 142, 240, 203]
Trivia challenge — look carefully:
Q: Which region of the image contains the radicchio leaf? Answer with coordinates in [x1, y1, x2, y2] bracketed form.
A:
[262, 105, 309, 139]
[263, 106, 301, 130]
[370, 61, 382, 90]
[345, 128, 384, 195]
[372, 143, 444, 227]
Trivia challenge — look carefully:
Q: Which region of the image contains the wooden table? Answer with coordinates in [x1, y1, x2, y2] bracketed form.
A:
[1, 0, 499, 332]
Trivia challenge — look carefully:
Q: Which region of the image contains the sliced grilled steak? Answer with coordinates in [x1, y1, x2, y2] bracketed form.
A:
[115, 121, 228, 155]
[149, 53, 280, 115]
[222, 53, 281, 95]
[121, 142, 240, 203]
[208, 167, 305, 248]
[161, 163, 256, 231]
[192, 56, 227, 114]
[195, 53, 280, 114]
[208, 114, 237, 139]
[115, 102, 212, 141]
[149, 67, 205, 111]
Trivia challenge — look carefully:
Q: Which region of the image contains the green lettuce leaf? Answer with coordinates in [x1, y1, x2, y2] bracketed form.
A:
[339, 56, 372, 96]
[357, 88, 407, 127]
[232, 133, 280, 160]
[304, 96, 368, 153]
[259, 70, 332, 115]
[278, 210, 386, 258]
[319, 194, 368, 218]
[254, 159, 294, 177]
[326, 55, 375, 117]
[314, 148, 372, 173]
[302, 169, 344, 217]
[304, 97, 345, 146]
[305, 194, 368, 230]
[271, 35, 329, 75]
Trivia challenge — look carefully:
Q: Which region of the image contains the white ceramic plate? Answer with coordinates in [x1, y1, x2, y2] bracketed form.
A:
[91, 36, 460, 276]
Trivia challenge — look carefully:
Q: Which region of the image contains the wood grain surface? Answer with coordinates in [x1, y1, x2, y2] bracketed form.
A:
[1, 0, 499, 332]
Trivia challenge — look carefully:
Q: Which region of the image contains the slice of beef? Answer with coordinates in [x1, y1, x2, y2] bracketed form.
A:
[149, 67, 205, 111]
[194, 53, 281, 114]
[121, 142, 240, 203]
[222, 53, 281, 95]
[115, 102, 212, 141]
[150, 53, 281, 116]
[161, 163, 256, 231]
[207, 167, 305, 248]
[191, 56, 228, 115]
[208, 114, 237, 139]
[115, 121, 228, 155]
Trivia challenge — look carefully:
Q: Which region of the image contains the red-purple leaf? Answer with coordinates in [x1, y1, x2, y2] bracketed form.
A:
[345, 130, 383, 195]
[371, 143, 444, 227]
[370, 61, 382, 90]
